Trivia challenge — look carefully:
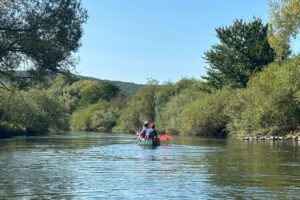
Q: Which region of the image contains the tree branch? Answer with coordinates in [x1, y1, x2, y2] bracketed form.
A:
[0, 27, 32, 32]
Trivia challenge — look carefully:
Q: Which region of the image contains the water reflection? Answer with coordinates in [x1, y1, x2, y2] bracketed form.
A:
[0, 132, 299, 199]
[201, 139, 300, 199]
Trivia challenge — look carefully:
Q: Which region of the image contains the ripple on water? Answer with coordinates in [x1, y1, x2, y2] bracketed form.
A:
[0, 133, 299, 199]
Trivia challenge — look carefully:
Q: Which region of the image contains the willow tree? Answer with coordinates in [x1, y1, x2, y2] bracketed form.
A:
[203, 18, 275, 89]
[268, 0, 300, 60]
[0, 0, 88, 88]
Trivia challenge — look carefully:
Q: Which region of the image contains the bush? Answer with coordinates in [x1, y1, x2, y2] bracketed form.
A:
[61, 80, 120, 113]
[0, 88, 69, 134]
[225, 89, 259, 137]
[180, 88, 232, 137]
[155, 88, 204, 134]
[0, 121, 26, 138]
[70, 101, 119, 132]
[227, 56, 300, 136]
[114, 83, 157, 132]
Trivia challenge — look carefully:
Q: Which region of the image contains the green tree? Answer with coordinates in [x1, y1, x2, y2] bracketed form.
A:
[71, 101, 119, 132]
[78, 81, 113, 106]
[155, 78, 198, 117]
[0, 0, 87, 84]
[47, 74, 78, 97]
[156, 87, 204, 134]
[203, 18, 275, 89]
[61, 80, 120, 112]
[134, 83, 157, 123]
[227, 56, 300, 136]
[180, 88, 232, 137]
[114, 83, 157, 132]
[0, 88, 69, 134]
[268, 0, 300, 60]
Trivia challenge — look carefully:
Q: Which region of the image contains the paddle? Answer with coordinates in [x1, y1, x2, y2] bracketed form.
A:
[159, 135, 172, 141]
[128, 130, 137, 135]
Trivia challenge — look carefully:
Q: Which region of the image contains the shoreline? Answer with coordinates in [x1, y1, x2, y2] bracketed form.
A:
[241, 134, 300, 142]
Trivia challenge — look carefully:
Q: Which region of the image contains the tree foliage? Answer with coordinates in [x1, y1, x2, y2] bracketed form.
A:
[60, 80, 120, 112]
[180, 88, 232, 137]
[0, 88, 69, 134]
[155, 78, 199, 116]
[227, 56, 300, 136]
[1, 6, 299, 139]
[268, 0, 300, 60]
[70, 101, 119, 132]
[0, 0, 87, 84]
[114, 83, 157, 132]
[203, 18, 275, 89]
[156, 87, 204, 134]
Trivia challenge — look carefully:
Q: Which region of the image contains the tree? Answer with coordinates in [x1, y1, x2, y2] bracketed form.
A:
[114, 82, 158, 132]
[156, 87, 204, 134]
[70, 101, 119, 132]
[268, 0, 300, 60]
[227, 56, 300, 136]
[180, 88, 232, 137]
[0, 0, 88, 85]
[0, 88, 69, 133]
[61, 80, 120, 112]
[97, 81, 121, 101]
[155, 78, 197, 116]
[203, 18, 275, 89]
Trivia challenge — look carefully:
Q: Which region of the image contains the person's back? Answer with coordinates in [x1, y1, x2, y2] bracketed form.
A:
[139, 127, 148, 138]
[139, 121, 149, 139]
[145, 123, 157, 140]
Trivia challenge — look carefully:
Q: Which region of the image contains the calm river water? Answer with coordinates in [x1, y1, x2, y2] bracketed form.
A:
[0, 132, 299, 199]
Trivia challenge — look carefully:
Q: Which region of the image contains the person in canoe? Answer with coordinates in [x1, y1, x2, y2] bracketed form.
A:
[145, 123, 160, 145]
[138, 120, 149, 140]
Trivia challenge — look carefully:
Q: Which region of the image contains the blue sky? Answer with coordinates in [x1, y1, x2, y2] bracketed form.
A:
[77, 0, 269, 84]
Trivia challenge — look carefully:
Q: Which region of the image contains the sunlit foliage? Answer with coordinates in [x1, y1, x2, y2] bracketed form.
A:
[268, 0, 300, 60]
[203, 18, 275, 89]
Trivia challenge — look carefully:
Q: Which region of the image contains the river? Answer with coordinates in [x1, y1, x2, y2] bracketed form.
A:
[0, 132, 299, 199]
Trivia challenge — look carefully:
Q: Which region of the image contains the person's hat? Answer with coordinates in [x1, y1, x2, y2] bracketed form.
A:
[143, 121, 149, 126]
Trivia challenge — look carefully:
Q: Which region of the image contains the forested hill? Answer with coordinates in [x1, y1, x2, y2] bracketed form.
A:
[13, 71, 143, 96]
[76, 75, 143, 96]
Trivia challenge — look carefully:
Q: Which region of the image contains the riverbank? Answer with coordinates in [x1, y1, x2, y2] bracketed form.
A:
[0, 121, 26, 139]
[241, 133, 300, 142]
[0, 121, 53, 139]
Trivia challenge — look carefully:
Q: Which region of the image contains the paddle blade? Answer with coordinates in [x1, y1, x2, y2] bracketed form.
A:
[159, 135, 172, 141]
[128, 130, 137, 135]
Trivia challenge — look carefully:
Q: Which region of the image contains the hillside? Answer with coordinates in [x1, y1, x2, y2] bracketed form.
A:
[9, 71, 143, 96]
[77, 75, 143, 96]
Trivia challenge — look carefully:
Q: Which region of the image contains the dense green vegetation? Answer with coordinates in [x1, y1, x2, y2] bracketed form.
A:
[268, 0, 300, 60]
[77, 75, 143, 96]
[203, 18, 275, 89]
[0, 0, 87, 85]
[0, 75, 128, 136]
[0, 86, 69, 135]
[0, 0, 299, 138]
[227, 57, 300, 136]
[114, 55, 300, 138]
